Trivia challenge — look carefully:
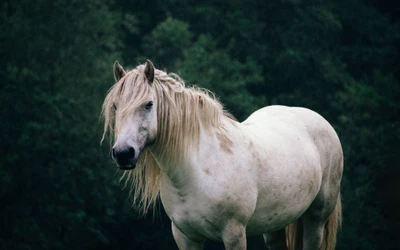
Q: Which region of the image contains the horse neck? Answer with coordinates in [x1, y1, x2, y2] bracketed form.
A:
[150, 116, 239, 188]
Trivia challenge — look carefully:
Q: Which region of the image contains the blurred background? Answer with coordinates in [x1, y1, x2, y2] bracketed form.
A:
[0, 0, 399, 249]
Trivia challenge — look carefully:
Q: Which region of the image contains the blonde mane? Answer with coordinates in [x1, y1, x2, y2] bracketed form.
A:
[101, 63, 233, 214]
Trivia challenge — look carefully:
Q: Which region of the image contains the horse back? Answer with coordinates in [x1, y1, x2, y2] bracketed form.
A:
[244, 105, 343, 182]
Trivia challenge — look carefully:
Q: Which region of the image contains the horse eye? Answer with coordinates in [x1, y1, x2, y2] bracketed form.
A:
[145, 101, 153, 110]
[112, 103, 117, 110]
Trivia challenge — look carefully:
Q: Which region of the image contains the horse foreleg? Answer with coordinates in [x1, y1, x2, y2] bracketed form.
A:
[221, 220, 247, 250]
[172, 222, 203, 250]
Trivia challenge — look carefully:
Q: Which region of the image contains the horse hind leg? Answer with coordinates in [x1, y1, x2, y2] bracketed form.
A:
[263, 229, 288, 250]
[297, 144, 343, 250]
[300, 192, 342, 250]
[300, 216, 325, 250]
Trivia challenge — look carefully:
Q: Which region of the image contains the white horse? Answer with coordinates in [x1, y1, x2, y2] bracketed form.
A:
[101, 60, 343, 250]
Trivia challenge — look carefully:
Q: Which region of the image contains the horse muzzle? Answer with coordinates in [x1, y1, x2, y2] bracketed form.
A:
[112, 146, 137, 170]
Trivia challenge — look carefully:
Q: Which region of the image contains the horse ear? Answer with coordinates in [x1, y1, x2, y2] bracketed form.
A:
[144, 59, 155, 84]
[113, 61, 126, 82]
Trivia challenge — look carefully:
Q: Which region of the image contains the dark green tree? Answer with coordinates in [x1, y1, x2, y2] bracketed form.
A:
[1, 0, 399, 249]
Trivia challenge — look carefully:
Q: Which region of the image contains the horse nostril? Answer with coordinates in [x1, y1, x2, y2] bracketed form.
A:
[112, 146, 135, 166]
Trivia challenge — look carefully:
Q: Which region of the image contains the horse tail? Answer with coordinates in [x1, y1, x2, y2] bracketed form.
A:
[285, 219, 303, 250]
[285, 193, 342, 250]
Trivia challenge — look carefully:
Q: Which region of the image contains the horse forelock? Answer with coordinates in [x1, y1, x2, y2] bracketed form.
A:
[101, 63, 233, 215]
[102, 66, 149, 142]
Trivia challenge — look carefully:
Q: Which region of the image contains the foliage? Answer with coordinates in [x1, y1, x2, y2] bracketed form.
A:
[142, 16, 191, 68]
[177, 34, 265, 120]
[0, 0, 399, 249]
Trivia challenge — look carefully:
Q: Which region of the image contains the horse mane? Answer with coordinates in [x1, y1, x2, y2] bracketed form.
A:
[101, 63, 234, 214]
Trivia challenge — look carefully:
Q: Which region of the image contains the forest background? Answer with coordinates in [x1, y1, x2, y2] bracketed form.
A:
[0, 0, 399, 249]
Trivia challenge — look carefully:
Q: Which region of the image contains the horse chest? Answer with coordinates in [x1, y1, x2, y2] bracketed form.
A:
[160, 190, 221, 240]
[160, 174, 258, 241]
